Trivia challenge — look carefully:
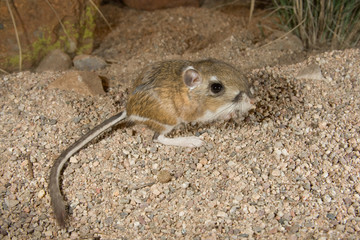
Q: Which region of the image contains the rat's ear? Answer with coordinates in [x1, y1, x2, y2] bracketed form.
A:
[183, 67, 202, 89]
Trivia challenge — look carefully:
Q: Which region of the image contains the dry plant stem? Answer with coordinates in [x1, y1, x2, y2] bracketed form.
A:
[89, 0, 112, 30]
[44, 0, 73, 47]
[6, 0, 22, 72]
[344, 21, 360, 47]
[248, 0, 255, 25]
[260, 18, 306, 49]
[331, 3, 344, 49]
[211, 0, 240, 10]
[0, 68, 10, 74]
[129, 181, 156, 191]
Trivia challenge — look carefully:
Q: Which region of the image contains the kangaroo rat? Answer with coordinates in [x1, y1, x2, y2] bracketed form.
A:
[49, 59, 255, 227]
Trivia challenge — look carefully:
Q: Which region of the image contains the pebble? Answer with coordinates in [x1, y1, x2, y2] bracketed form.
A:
[150, 185, 161, 196]
[200, 158, 208, 165]
[274, 141, 283, 148]
[73, 54, 107, 71]
[326, 213, 336, 220]
[69, 156, 78, 163]
[44, 230, 53, 237]
[5, 199, 19, 208]
[37, 189, 46, 199]
[318, 121, 328, 130]
[217, 211, 228, 218]
[119, 198, 130, 204]
[323, 195, 332, 203]
[157, 170, 172, 183]
[355, 184, 360, 194]
[113, 190, 120, 197]
[248, 206, 256, 214]
[271, 169, 281, 177]
[181, 182, 190, 189]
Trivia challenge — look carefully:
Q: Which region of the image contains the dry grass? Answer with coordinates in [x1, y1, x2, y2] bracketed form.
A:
[6, 0, 22, 71]
[273, 0, 360, 49]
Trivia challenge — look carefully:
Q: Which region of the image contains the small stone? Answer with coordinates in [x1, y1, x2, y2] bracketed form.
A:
[113, 190, 120, 197]
[69, 156, 78, 163]
[133, 221, 140, 228]
[150, 185, 161, 196]
[200, 158, 207, 165]
[119, 198, 130, 204]
[252, 193, 261, 201]
[281, 149, 289, 156]
[355, 184, 360, 194]
[274, 149, 282, 157]
[157, 170, 172, 183]
[272, 169, 281, 177]
[326, 213, 336, 220]
[274, 141, 283, 149]
[44, 230, 53, 237]
[73, 54, 107, 71]
[296, 63, 325, 80]
[227, 160, 236, 167]
[323, 194, 332, 203]
[36, 49, 72, 72]
[49, 71, 105, 96]
[70, 231, 79, 239]
[37, 189, 46, 199]
[318, 121, 328, 130]
[5, 199, 19, 208]
[249, 205, 256, 213]
[181, 182, 190, 189]
[217, 211, 228, 218]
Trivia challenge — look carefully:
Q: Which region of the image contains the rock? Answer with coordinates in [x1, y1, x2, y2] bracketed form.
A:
[49, 71, 105, 96]
[122, 0, 201, 10]
[0, 0, 101, 72]
[157, 170, 172, 183]
[296, 63, 325, 80]
[73, 55, 107, 71]
[265, 31, 304, 52]
[36, 49, 72, 72]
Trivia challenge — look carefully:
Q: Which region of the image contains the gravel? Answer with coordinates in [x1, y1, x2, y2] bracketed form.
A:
[1, 5, 360, 240]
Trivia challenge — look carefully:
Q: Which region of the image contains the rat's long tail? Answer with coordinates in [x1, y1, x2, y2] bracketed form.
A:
[49, 111, 128, 228]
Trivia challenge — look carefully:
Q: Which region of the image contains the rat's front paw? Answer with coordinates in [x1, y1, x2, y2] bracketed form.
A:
[155, 135, 204, 148]
[185, 136, 204, 148]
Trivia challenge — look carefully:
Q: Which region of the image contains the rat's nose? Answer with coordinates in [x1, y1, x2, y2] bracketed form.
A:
[250, 98, 256, 105]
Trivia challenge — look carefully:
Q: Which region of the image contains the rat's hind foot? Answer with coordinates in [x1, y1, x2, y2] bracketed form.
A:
[154, 134, 204, 148]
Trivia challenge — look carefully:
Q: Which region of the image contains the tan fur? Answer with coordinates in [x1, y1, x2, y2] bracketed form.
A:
[127, 59, 253, 127]
[49, 58, 255, 228]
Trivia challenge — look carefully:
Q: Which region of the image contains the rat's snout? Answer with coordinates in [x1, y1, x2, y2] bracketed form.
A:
[247, 96, 256, 111]
[250, 98, 256, 106]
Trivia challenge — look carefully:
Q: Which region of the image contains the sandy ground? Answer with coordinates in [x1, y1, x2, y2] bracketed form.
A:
[1, 4, 360, 240]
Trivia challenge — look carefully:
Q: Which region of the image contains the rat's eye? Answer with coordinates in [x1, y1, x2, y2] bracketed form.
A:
[210, 82, 223, 94]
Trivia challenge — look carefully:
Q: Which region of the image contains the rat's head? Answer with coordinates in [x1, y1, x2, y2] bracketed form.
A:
[183, 59, 255, 122]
